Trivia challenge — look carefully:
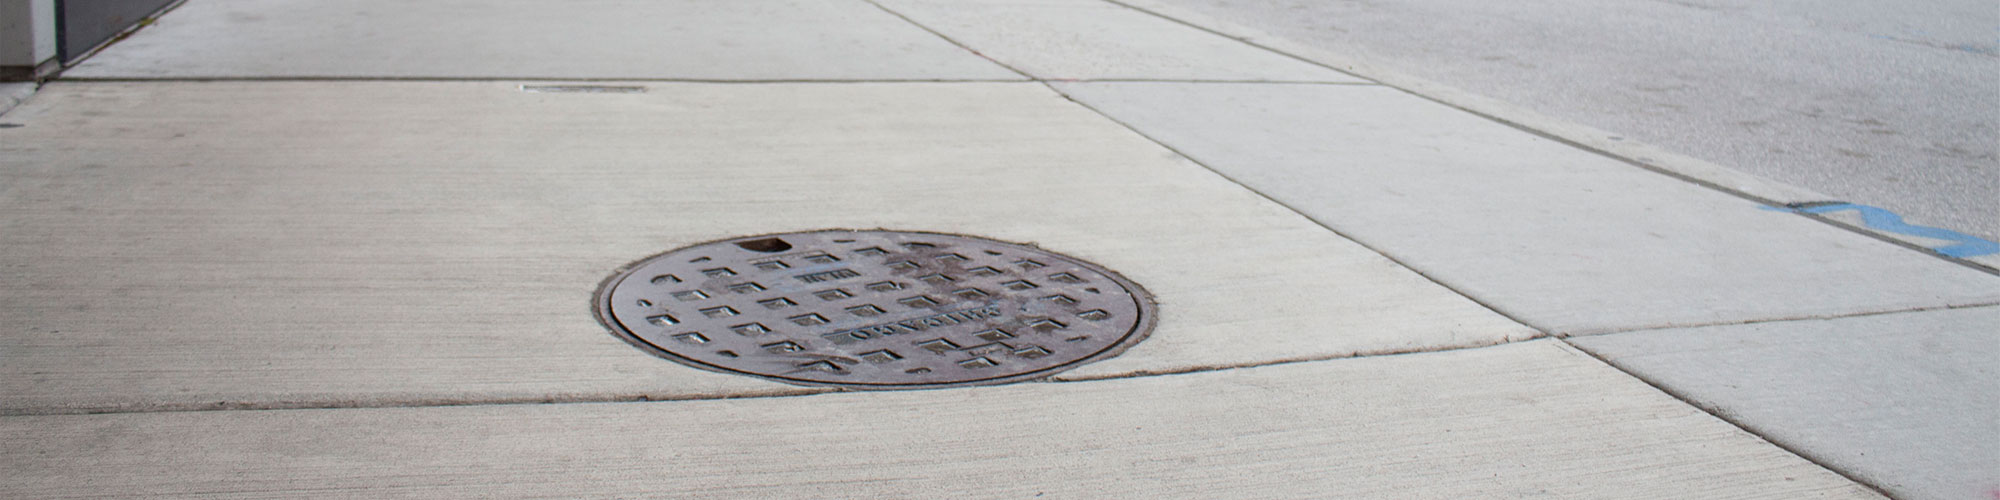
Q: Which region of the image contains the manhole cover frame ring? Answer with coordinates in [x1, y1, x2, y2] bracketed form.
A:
[592, 228, 1158, 390]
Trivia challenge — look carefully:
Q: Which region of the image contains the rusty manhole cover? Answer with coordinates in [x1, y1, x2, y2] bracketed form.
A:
[596, 230, 1155, 389]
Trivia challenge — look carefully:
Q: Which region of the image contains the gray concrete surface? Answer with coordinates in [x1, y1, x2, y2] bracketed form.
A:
[1054, 82, 2000, 335]
[0, 80, 1528, 415]
[1150, 0, 2000, 241]
[873, 0, 1358, 81]
[1, 0, 1961, 496]
[0, 81, 32, 115]
[0, 341, 1879, 499]
[1572, 306, 2000, 500]
[61, 0, 1021, 80]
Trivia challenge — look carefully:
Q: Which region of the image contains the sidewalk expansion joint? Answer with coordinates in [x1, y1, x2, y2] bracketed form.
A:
[1049, 78, 1378, 85]
[1095, 0, 1374, 83]
[858, 0, 1037, 81]
[1040, 80, 1552, 337]
[1560, 337, 1901, 499]
[58, 76, 1037, 84]
[1048, 334, 1541, 384]
[0, 388, 834, 418]
[860, 0, 1528, 340]
[1569, 301, 2000, 339]
[52, 76, 1379, 86]
[3, 335, 1550, 418]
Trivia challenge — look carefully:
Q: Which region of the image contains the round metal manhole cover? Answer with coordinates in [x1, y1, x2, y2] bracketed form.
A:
[596, 230, 1156, 389]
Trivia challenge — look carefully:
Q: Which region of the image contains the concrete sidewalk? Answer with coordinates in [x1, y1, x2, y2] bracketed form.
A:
[2, 0, 1992, 498]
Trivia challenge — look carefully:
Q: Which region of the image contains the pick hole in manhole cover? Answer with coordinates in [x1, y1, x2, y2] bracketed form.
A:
[595, 230, 1156, 390]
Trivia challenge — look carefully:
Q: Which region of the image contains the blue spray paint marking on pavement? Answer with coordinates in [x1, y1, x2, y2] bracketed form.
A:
[1762, 202, 1999, 258]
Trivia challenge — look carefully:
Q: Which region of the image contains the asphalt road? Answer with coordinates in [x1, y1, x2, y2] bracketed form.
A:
[1153, 0, 1999, 240]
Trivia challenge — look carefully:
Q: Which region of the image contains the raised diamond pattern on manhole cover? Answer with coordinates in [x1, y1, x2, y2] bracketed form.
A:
[596, 230, 1155, 389]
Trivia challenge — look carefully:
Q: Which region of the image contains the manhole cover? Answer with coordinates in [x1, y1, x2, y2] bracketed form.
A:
[595, 230, 1156, 389]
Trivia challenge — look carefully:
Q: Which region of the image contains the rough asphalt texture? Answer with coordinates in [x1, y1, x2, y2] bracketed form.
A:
[1156, 0, 2000, 240]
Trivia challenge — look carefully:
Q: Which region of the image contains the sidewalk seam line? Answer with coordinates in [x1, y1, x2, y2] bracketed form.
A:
[53, 76, 1381, 85]
[1095, 0, 2000, 278]
[0, 336, 1543, 418]
[1560, 338, 1901, 498]
[855, 0, 1038, 80]
[1568, 301, 2000, 338]
[1048, 335, 1536, 383]
[1040, 82, 1555, 335]
[1094, 0, 1376, 81]
[856, 0, 1548, 334]
[61, 76, 1038, 83]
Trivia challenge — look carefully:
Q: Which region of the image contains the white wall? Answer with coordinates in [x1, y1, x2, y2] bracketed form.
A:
[0, 0, 56, 68]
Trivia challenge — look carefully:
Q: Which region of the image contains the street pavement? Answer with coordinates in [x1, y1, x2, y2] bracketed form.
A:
[2, 0, 1993, 498]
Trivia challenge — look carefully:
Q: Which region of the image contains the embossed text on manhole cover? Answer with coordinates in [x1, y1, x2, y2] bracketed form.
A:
[595, 230, 1155, 389]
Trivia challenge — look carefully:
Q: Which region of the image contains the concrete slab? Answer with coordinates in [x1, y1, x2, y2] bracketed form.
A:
[1053, 82, 2000, 335]
[1111, 0, 2000, 277]
[0, 340, 1878, 498]
[0, 81, 32, 116]
[1115, 0, 1838, 207]
[871, 0, 1358, 82]
[1571, 306, 2000, 500]
[0, 81, 1529, 415]
[62, 0, 1021, 80]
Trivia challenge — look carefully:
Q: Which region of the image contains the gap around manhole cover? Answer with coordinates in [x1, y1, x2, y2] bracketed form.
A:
[595, 230, 1156, 390]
